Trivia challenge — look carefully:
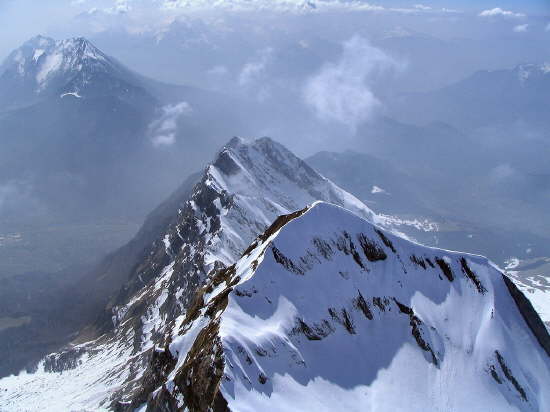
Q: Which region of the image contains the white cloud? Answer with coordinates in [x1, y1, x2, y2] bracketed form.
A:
[151, 134, 176, 146]
[513, 24, 528, 33]
[207, 65, 229, 76]
[478, 8, 525, 18]
[414, 4, 431, 11]
[239, 47, 273, 87]
[159, 0, 459, 14]
[545, 22, 550, 31]
[149, 101, 192, 147]
[238, 47, 274, 101]
[106, 0, 132, 14]
[303, 35, 398, 131]
[161, 0, 384, 13]
[490, 164, 516, 180]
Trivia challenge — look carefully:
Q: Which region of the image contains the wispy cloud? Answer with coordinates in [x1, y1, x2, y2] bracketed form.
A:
[238, 47, 273, 101]
[303, 35, 399, 131]
[414, 4, 431, 11]
[149, 101, 192, 147]
[513, 24, 528, 33]
[0, 179, 38, 215]
[490, 164, 516, 181]
[107, 0, 132, 14]
[239, 47, 273, 87]
[478, 8, 525, 18]
[208, 65, 229, 76]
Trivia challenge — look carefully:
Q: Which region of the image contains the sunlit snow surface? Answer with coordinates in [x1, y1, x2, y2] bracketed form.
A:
[0, 338, 133, 411]
[181, 203, 550, 411]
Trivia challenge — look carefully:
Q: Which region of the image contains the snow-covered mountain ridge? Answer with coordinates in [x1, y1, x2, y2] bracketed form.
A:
[145, 202, 550, 411]
[1, 137, 548, 411]
[0, 137, 380, 411]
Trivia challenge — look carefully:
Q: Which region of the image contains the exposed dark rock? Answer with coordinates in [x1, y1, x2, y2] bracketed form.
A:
[374, 229, 397, 253]
[234, 288, 254, 297]
[334, 231, 366, 270]
[410, 255, 427, 270]
[489, 365, 502, 384]
[354, 291, 373, 320]
[393, 299, 413, 316]
[293, 319, 327, 341]
[435, 257, 454, 282]
[341, 309, 356, 334]
[213, 150, 241, 176]
[372, 297, 387, 312]
[256, 348, 268, 357]
[425, 258, 435, 268]
[394, 299, 438, 366]
[312, 237, 334, 260]
[325, 308, 355, 334]
[258, 206, 310, 244]
[175, 321, 226, 412]
[460, 257, 487, 294]
[357, 233, 387, 262]
[271, 245, 303, 275]
[43, 347, 85, 373]
[115, 347, 177, 412]
[328, 307, 340, 321]
[495, 351, 527, 401]
[502, 274, 550, 357]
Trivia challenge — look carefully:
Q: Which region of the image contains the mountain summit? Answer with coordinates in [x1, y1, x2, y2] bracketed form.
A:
[0, 35, 150, 109]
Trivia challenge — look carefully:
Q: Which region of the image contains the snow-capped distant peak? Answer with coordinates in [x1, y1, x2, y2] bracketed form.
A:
[33, 37, 108, 88]
[0, 35, 125, 101]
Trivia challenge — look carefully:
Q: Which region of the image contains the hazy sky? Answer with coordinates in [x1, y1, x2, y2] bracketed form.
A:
[1, 0, 549, 60]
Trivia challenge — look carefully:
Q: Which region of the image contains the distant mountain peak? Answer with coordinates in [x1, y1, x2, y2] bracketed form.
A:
[5, 35, 108, 82]
[0, 35, 149, 109]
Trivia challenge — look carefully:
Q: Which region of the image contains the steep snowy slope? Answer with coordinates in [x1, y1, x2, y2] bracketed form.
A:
[506, 257, 550, 331]
[141, 202, 550, 412]
[307, 150, 550, 329]
[0, 137, 381, 411]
